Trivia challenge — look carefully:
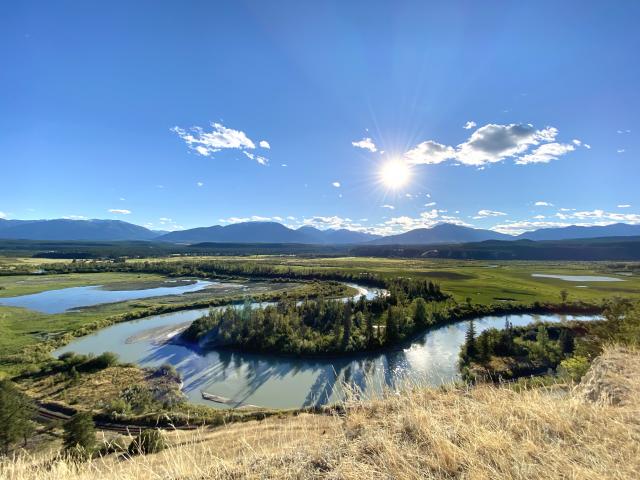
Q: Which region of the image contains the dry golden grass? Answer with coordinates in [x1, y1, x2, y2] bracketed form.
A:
[20, 365, 182, 410]
[2, 346, 639, 480]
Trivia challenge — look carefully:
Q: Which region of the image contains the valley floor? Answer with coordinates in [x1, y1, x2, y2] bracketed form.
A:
[3, 345, 639, 480]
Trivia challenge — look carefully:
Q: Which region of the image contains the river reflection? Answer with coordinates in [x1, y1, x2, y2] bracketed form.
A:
[56, 295, 601, 409]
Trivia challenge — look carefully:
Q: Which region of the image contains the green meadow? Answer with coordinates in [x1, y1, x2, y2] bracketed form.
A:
[1, 256, 639, 377]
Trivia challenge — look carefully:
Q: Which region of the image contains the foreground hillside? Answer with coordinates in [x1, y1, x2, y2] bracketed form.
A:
[3, 346, 639, 480]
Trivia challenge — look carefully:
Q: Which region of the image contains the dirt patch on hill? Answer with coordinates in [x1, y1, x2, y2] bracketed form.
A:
[575, 345, 640, 406]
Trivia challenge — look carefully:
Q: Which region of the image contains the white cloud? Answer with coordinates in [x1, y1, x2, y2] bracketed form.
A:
[491, 220, 571, 235]
[534, 201, 554, 206]
[332, 182, 341, 188]
[159, 217, 172, 222]
[351, 137, 377, 152]
[424, 202, 436, 207]
[281, 164, 287, 167]
[617, 129, 631, 134]
[515, 142, 575, 165]
[618, 204, 631, 208]
[63, 215, 87, 220]
[617, 149, 625, 153]
[584, 144, 591, 149]
[0, 211, 7, 219]
[220, 215, 281, 224]
[381, 204, 395, 210]
[119, 197, 126, 201]
[405, 123, 575, 167]
[196, 182, 204, 187]
[405, 140, 456, 165]
[382, 209, 472, 234]
[172, 122, 269, 165]
[108, 209, 131, 215]
[567, 209, 640, 223]
[243, 151, 268, 165]
[473, 209, 507, 219]
[463, 121, 477, 130]
[533, 215, 546, 219]
[572, 139, 582, 146]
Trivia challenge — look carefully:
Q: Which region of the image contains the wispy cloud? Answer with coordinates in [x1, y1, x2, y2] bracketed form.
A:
[463, 121, 477, 130]
[332, 181, 341, 188]
[405, 123, 580, 167]
[618, 204, 631, 208]
[63, 215, 87, 220]
[243, 151, 268, 165]
[534, 201, 554, 207]
[219, 215, 280, 224]
[108, 209, 131, 215]
[381, 204, 395, 210]
[491, 220, 571, 235]
[172, 122, 269, 165]
[555, 209, 640, 223]
[424, 202, 436, 207]
[196, 182, 204, 187]
[473, 209, 507, 219]
[352, 137, 377, 152]
[515, 142, 575, 165]
[381, 209, 472, 234]
[0, 211, 6, 219]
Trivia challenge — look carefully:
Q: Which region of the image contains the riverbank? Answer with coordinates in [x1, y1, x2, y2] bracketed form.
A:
[0, 279, 356, 377]
[4, 345, 639, 479]
[181, 299, 605, 359]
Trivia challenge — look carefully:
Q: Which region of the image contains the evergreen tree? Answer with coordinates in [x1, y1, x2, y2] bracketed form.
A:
[478, 332, 491, 362]
[0, 380, 35, 455]
[63, 412, 96, 459]
[385, 307, 400, 344]
[465, 320, 477, 357]
[364, 312, 375, 347]
[341, 302, 352, 350]
[413, 298, 428, 329]
[560, 289, 569, 303]
[559, 329, 575, 354]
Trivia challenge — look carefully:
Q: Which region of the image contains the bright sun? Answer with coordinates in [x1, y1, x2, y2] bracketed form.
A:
[380, 160, 411, 189]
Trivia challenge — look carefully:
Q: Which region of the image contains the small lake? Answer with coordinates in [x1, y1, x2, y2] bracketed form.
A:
[55, 287, 600, 409]
[0, 280, 216, 314]
[531, 273, 624, 282]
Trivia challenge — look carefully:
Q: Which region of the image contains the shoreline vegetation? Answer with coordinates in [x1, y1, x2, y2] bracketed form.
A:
[1, 279, 355, 377]
[1, 257, 620, 369]
[181, 294, 604, 357]
[459, 298, 639, 384]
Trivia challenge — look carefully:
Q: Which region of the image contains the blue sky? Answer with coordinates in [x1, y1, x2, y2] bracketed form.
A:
[1, 1, 639, 235]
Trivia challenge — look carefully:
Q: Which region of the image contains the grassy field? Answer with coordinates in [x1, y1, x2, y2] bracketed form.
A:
[0, 272, 172, 297]
[0, 274, 312, 376]
[130, 256, 640, 304]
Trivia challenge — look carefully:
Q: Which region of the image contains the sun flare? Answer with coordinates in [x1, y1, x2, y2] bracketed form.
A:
[380, 160, 411, 189]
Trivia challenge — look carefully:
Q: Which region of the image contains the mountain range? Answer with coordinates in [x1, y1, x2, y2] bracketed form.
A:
[0, 219, 159, 241]
[1, 218, 640, 244]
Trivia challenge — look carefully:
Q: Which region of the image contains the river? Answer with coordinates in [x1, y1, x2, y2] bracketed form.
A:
[52, 282, 600, 409]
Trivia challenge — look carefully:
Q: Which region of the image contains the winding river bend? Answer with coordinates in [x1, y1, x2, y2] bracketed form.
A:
[51, 282, 601, 409]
